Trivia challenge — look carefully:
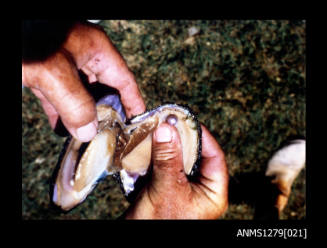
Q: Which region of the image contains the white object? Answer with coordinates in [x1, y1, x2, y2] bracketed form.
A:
[87, 20, 101, 24]
[265, 139, 306, 212]
[188, 26, 200, 37]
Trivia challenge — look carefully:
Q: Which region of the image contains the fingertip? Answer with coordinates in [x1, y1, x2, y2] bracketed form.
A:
[153, 123, 173, 143]
[153, 123, 181, 145]
[128, 102, 146, 118]
[71, 119, 98, 142]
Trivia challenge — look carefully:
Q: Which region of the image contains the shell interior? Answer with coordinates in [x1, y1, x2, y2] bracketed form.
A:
[51, 99, 201, 211]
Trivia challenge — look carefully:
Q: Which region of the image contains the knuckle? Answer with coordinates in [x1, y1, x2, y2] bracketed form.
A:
[153, 147, 179, 162]
[60, 97, 96, 127]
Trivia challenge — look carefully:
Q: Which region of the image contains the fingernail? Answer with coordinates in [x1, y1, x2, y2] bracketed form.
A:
[76, 121, 97, 142]
[155, 125, 172, 143]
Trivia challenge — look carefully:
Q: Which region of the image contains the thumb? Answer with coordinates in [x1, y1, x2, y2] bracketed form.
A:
[151, 123, 189, 190]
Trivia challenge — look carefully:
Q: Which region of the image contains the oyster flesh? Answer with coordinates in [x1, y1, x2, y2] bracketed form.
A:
[50, 95, 201, 211]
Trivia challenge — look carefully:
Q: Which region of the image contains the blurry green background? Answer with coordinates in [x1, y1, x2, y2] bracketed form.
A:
[22, 20, 306, 220]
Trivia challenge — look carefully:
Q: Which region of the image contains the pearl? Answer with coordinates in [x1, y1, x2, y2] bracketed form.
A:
[166, 114, 178, 126]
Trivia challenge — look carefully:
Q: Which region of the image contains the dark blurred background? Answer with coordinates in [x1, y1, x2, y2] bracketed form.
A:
[22, 20, 306, 220]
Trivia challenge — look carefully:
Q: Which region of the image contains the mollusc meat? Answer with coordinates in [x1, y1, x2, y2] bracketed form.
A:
[50, 95, 201, 211]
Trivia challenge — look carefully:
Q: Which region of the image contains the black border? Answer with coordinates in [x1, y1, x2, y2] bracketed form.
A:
[17, 14, 315, 241]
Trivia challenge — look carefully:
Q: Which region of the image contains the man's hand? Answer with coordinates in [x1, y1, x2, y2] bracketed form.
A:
[22, 22, 145, 142]
[124, 123, 229, 219]
[22, 21, 228, 219]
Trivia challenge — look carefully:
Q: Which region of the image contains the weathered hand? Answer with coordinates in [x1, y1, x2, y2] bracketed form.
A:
[22, 22, 145, 142]
[124, 123, 229, 219]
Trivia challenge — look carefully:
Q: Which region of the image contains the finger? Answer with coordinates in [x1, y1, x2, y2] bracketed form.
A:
[23, 50, 98, 142]
[195, 125, 229, 209]
[80, 35, 146, 118]
[30, 88, 59, 129]
[200, 124, 228, 181]
[92, 46, 146, 118]
[63, 23, 146, 118]
[151, 123, 190, 192]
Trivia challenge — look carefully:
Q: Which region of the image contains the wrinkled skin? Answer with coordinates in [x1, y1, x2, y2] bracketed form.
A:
[22, 21, 229, 219]
[124, 124, 229, 219]
[22, 22, 145, 142]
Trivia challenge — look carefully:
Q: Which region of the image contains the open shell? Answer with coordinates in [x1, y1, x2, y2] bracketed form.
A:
[50, 95, 201, 211]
